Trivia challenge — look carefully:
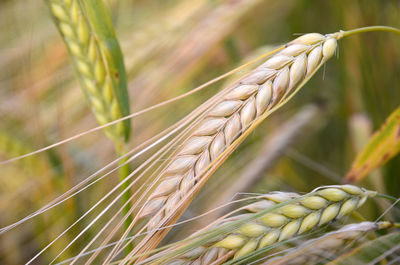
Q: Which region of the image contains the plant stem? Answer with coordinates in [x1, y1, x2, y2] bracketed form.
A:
[335, 26, 400, 39]
[376, 193, 399, 203]
[116, 143, 133, 253]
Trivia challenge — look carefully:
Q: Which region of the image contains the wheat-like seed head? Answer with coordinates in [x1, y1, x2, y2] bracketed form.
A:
[264, 221, 392, 265]
[137, 33, 338, 230]
[164, 185, 375, 265]
[47, 0, 129, 142]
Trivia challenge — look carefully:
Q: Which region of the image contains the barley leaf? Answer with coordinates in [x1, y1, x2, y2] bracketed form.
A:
[345, 106, 400, 183]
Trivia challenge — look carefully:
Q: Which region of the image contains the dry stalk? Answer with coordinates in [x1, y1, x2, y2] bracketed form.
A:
[137, 33, 338, 232]
[263, 221, 393, 265]
[163, 185, 376, 265]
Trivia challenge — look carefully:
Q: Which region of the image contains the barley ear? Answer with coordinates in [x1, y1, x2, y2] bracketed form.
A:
[146, 185, 375, 265]
[125, 33, 338, 259]
[46, 0, 130, 142]
[137, 33, 338, 227]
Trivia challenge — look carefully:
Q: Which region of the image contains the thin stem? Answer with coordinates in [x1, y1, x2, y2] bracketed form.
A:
[116, 143, 134, 253]
[334, 26, 400, 39]
[376, 193, 399, 203]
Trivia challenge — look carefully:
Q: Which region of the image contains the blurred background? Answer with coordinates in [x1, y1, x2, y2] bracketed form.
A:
[0, 0, 400, 264]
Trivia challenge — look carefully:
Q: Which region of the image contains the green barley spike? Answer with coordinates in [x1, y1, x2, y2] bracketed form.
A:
[162, 185, 376, 265]
[46, 0, 130, 143]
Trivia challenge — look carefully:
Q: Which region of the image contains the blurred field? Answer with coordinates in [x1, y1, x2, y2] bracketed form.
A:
[0, 0, 399, 264]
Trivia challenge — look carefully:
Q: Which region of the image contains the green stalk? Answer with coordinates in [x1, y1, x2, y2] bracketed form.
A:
[376, 193, 399, 203]
[116, 143, 134, 253]
[336, 26, 400, 39]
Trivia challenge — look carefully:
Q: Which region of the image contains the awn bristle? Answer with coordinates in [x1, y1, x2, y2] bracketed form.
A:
[48, 0, 128, 142]
[165, 185, 376, 265]
[138, 33, 338, 230]
[264, 221, 392, 265]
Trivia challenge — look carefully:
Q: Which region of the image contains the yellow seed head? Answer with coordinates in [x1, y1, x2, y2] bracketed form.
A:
[259, 230, 280, 248]
[111, 101, 120, 120]
[163, 186, 375, 264]
[289, 53, 307, 88]
[88, 39, 98, 62]
[338, 198, 359, 218]
[306, 45, 322, 76]
[263, 55, 292, 69]
[300, 196, 328, 209]
[319, 203, 340, 225]
[279, 220, 301, 241]
[291, 33, 325, 45]
[259, 213, 288, 227]
[76, 60, 91, 77]
[298, 211, 320, 233]
[357, 195, 368, 208]
[341, 185, 363, 195]
[234, 239, 258, 259]
[116, 121, 125, 138]
[51, 3, 68, 20]
[68, 41, 83, 57]
[318, 188, 348, 202]
[103, 79, 114, 102]
[95, 113, 108, 125]
[83, 78, 97, 95]
[215, 235, 246, 249]
[238, 222, 268, 237]
[77, 21, 90, 45]
[91, 97, 105, 113]
[278, 204, 309, 219]
[59, 22, 75, 39]
[279, 44, 309, 56]
[95, 61, 106, 85]
[70, 1, 80, 24]
[322, 37, 337, 59]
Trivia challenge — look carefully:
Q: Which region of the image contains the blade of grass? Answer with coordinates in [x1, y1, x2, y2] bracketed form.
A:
[345, 107, 400, 183]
